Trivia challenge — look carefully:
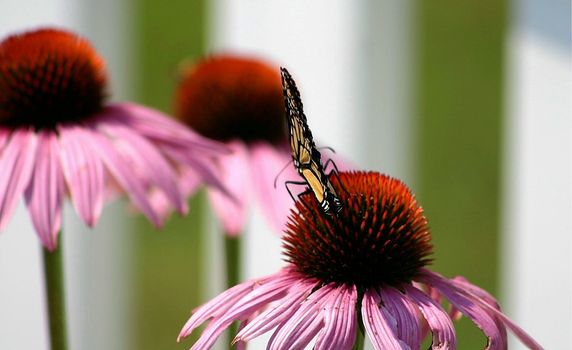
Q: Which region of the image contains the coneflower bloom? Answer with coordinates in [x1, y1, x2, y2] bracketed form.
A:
[171, 55, 346, 235]
[178, 171, 542, 349]
[0, 28, 228, 251]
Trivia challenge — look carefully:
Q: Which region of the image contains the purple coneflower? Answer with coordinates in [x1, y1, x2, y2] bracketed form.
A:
[178, 171, 542, 349]
[171, 54, 346, 235]
[0, 28, 227, 251]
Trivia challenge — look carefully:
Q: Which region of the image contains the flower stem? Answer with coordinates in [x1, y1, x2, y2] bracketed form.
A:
[224, 234, 241, 288]
[224, 234, 241, 348]
[353, 329, 365, 350]
[42, 238, 68, 350]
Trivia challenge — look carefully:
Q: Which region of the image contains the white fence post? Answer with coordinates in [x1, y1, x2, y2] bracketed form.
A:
[502, 0, 571, 347]
[0, 1, 132, 349]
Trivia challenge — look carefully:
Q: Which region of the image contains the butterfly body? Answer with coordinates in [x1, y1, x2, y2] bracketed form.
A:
[280, 67, 342, 215]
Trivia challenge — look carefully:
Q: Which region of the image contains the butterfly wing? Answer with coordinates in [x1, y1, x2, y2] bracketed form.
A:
[280, 67, 341, 214]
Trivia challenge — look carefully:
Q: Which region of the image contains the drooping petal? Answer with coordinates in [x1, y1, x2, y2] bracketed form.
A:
[185, 272, 297, 350]
[404, 284, 456, 350]
[0, 129, 37, 230]
[449, 275, 543, 350]
[314, 285, 358, 350]
[234, 279, 316, 342]
[420, 271, 505, 350]
[147, 166, 203, 222]
[59, 126, 105, 226]
[207, 140, 250, 235]
[452, 277, 505, 346]
[160, 143, 232, 201]
[250, 141, 298, 233]
[0, 129, 11, 154]
[101, 103, 228, 155]
[86, 128, 161, 226]
[178, 281, 257, 341]
[234, 310, 260, 350]
[473, 300, 544, 350]
[362, 289, 410, 350]
[24, 131, 65, 251]
[267, 284, 334, 350]
[382, 287, 423, 349]
[97, 121, 187, 214]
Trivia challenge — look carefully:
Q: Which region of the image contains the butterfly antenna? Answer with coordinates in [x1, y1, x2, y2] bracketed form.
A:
[273, 159, 294, 189]
[318, 146, 337, 154]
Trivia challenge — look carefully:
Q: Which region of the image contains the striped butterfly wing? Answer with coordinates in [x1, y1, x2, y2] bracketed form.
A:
[280, 67, 341, 214]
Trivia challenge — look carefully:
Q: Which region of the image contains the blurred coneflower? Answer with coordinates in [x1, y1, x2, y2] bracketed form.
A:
[0, 28, 228, 251]
[172, 54, 345, 236]
[178, 171, 542, 350]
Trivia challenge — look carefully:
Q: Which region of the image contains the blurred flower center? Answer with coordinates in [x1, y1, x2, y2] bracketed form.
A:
[284, 171, 433, 289]
[175, 55, 286, 144]
[0, 28, 107, 129]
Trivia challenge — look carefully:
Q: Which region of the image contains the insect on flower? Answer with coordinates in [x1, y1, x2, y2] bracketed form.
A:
[280, 67, 342, 216]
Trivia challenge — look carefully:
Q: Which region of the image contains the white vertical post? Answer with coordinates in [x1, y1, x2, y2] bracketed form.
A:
[209, 1, 414, 348]
[358, 1, 416, 183]
[502, 0, 571, 348]
[65, 1, 133, 349]
[0, 1, 132, 349]
[0, 2, 82, 348]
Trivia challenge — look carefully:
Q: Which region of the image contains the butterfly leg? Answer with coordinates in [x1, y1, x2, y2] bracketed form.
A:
[284, 180, 308, 202]
[323, 159, 350, 196]
[323, 158, 340, 174]
[284, 180, 313, 212]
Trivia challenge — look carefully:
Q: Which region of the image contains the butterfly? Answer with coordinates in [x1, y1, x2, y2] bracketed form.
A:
[280, 67, 342, 215]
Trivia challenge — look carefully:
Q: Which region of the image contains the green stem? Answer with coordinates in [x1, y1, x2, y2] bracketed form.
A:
[353, 328, 365, 350]
[42, 239, 68, 350]
[224, 234, 241, 289]
[224, 234, 242, 348]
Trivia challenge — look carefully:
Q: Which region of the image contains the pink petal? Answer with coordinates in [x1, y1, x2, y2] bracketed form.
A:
[451, 277, 505, 345]
[362, 289, 410, 350]
[234, 310, 260, 350]
[160, 144, 232, 202]
[207, 140, 250, 236]
[449, 275, 543, 350]
[24, 131, 65, 251]
[178, 281, 257, 341]
[0, 129, 11, 154]
[474, 301, 544, 350]
[86, 129, 161, 226]
[420, 272, 505, 350]
[234, 280, 315, 342]
[98, 121, 187, 214]
[0, 129, 37, 230]
[267, 284, 334, 350]
[382, 287, 423, 349]
[59, 126, 105, 226]
[404, 284, 456, 349]
[148, 167, 203, 222]
[314, 285, 358, 350]
[283, 312, 323, 349]
[250, 141, 298, 233]
[186, 273, 296, 350]
[101, 103, 228, 155]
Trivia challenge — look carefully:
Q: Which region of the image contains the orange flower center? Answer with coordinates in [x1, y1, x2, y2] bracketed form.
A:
[283, 171, 433, 289]
[0, 28, 107, 129]
[175, 55, 286, 144]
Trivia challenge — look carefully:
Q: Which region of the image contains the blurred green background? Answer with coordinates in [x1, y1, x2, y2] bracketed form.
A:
[130, 0, 506, 348]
